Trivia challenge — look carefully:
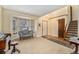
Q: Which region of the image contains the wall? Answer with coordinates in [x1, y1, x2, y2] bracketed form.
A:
[71, 6, 79, 37]
[2, 8, 38, 33]
[77, 6, 79, 37]
[48, 18, 58, 37]
[36, 6, 79, 37]
[1, 5, 79, 38]
[47, 6, 71, 37]
[35, 18, 43, 37]
[0, 6, 2, 32]
[78, 13, 79, 37]
[48, 16, 68, 37]
[47, 5, 79, 21]
[36, 6, 71, 37]
[0, 7, 38, 39]
[72, 6, 79, 20]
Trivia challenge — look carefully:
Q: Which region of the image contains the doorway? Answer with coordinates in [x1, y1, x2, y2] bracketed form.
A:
[58, 18, 65, 38]
[42, 21, 48, 36]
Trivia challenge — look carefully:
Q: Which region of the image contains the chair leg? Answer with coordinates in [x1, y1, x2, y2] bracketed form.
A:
[11, 46, 20, 54]
[8, 44, 11, 50]
[11, 50, 15, 54]
[11, 46, 16, 54]
[16, 48, 20, 53]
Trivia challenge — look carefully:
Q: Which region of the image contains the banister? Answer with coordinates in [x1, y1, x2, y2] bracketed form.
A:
[64, 24, 67, 39]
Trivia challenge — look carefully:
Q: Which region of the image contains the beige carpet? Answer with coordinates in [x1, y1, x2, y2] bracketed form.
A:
[6, 37, 73, 54]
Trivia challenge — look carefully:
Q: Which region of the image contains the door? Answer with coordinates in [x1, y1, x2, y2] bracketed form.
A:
[58, 18, 65, 38]
[42, 21, 48, 36]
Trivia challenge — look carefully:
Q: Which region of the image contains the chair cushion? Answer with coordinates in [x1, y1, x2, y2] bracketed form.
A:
[11, 41, 18, 46]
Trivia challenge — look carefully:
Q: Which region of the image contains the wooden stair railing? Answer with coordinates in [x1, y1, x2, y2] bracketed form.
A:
[64, 20, 72, 40]
[64, 6, 72, 40]
[64, 24, 67, 39]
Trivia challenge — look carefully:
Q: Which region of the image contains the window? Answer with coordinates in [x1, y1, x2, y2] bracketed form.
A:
[12, 17, 34, 33]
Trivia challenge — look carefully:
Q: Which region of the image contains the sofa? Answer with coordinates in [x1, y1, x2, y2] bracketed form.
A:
[18, 29, 33, 40]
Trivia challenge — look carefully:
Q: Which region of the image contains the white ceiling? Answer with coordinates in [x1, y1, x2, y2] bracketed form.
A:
[2, 5, 66, 17]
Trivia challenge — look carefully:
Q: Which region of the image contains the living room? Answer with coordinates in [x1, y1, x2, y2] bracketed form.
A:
[0, 5, 79, 54]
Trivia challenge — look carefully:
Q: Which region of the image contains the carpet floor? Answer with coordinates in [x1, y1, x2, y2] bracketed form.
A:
[6, 37, 73, 54]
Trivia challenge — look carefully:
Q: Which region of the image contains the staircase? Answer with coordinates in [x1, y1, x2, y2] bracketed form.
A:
[65, 20, 78, 40]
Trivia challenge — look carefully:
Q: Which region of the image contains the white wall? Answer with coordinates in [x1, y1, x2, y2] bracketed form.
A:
[78, 14, 79, 37]
[72, 6, 79, 20]
[0, 6, 2, 32]
[2, 8, 38, 33]
[36, 6, 79, 37]
[0, 7, 38, 39]
[36, 6, 71, 37]
[48, 19, 58, 37]
[1, 5, 79, 38]
[35, 18, 43, 37]
[71, 6, 79, 37]
[77, 6, 79, 37]
[48, 16, 69, 37]
[47, 6, 71, 37]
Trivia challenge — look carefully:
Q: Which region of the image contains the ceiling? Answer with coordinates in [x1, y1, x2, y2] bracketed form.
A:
[2, 5, 66, 17]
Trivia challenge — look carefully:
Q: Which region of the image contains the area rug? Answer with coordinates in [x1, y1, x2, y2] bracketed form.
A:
[42, 36, 74, 49]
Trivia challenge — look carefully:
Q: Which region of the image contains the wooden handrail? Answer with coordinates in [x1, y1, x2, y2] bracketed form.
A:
[64, 6, 72, 39]
[64, 24, 67, 39]
[64, 20, 71, 39]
